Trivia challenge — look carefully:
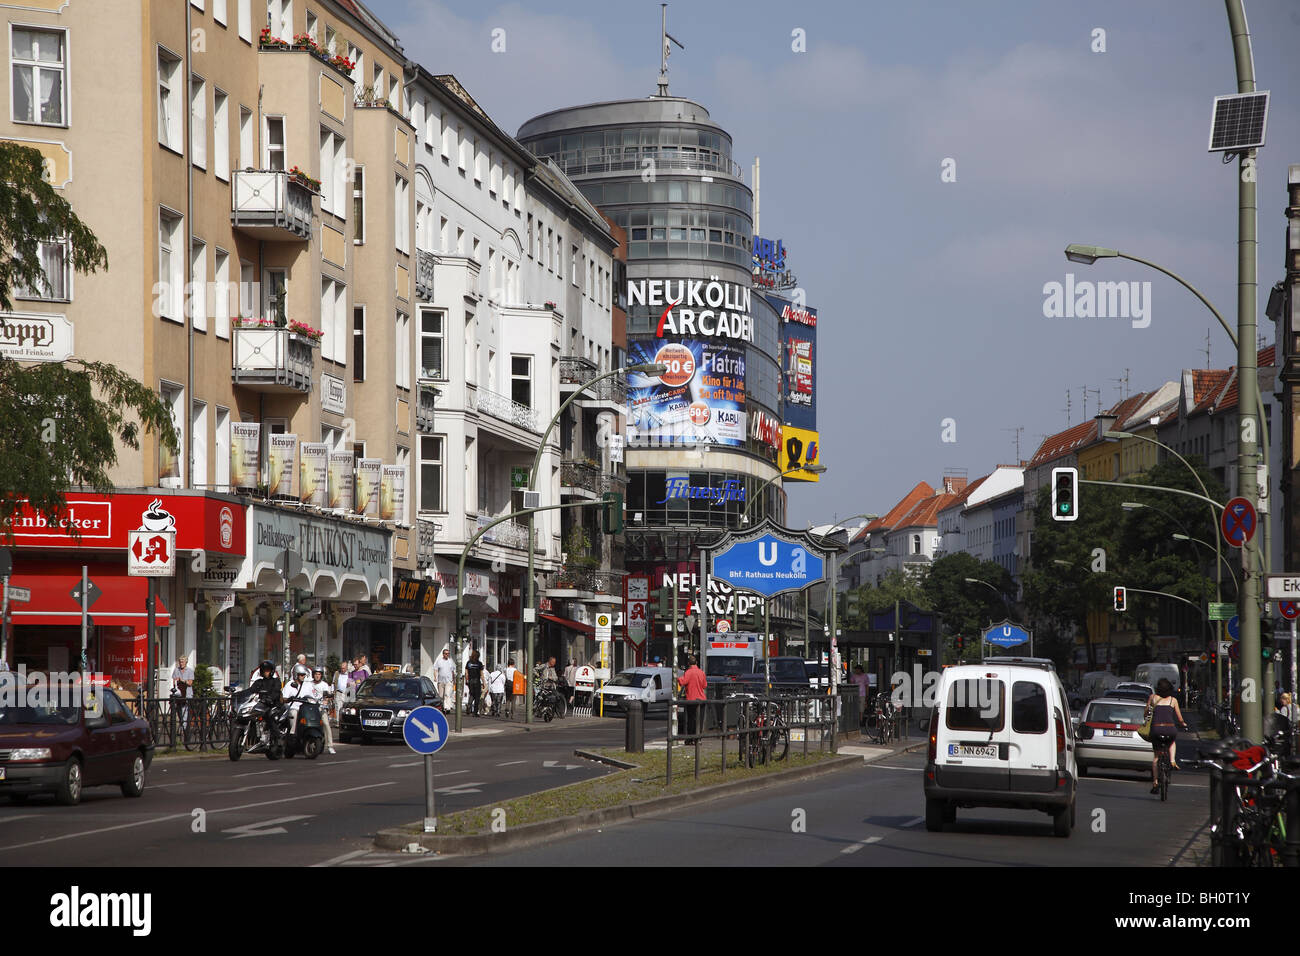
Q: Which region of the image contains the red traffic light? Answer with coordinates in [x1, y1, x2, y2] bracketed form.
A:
[1113, 587, 1127, 612]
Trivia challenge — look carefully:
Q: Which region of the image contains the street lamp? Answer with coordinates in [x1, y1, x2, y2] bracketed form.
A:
[514, 361, 665, 729]
[1173, 534, 1240, 595]
[740, 463, 827, 524]
[808, 515, 879, 697]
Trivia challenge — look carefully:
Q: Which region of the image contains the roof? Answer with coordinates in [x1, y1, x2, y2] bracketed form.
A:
[1189, 369, 1232, 415]
[937, 474, 989, 515]
[852, 481, 934, 543]
[1213, 345, 1276, 413]
[895, 492, 959, 530]
[1026, 420, 1097, 468]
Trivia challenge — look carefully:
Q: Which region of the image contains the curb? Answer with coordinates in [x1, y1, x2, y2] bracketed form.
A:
[374, 752, 861, 856]
[573, 749, 638, 769]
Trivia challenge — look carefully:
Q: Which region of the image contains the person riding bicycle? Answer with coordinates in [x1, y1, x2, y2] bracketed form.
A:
[1148, 677, 1187, 794]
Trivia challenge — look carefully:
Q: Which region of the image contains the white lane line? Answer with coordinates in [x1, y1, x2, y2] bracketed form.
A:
[312, 849, 371, 868]
[840, 836, 883, 854]
[865, 765, 921, 771]
[0, 781, 397, 853]
[496, 760, 527, 767]
[438, 769, 468, 777]
[206, 782, 294, 796]
[389, 761, 422, 768]
[0, 815, 37, 824]
[899, 816, 925, 829]
[319, 759, 361, 767]
[233, 769, 282, 779]
[150, 782, 188, 788]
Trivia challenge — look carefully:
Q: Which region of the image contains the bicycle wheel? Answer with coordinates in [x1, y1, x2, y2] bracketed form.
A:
[182, 706, 202, 751]
[1158, 753, 1169, 801]
[207, 707, 231, 750]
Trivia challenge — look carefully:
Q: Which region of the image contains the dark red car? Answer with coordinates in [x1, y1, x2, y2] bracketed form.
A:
[0, 687, 154, 806]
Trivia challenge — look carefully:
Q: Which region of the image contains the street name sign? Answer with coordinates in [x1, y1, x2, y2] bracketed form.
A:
[1267, 575, 1300, 600]
[1209, 603, 1237, 621]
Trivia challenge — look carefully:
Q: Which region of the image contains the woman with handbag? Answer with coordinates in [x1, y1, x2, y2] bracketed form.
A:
[1145, 678, 1187, 794]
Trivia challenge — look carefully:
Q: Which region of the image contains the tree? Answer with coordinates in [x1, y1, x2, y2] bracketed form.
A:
[842, 567, 930, 630]
[0, 142, 177, 539]
[923, 552, 1015, 644]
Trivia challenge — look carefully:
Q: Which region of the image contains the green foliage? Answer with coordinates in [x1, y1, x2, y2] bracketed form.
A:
[564, 525, 598, 568]
[192, 664, 215, 699]
[0, 142, 177, 540]
[923, 552, 1016, 641]
[843, 567, 930, 629]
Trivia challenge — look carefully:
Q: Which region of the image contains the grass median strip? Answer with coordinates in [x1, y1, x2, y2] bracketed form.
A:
[423, 746, 835, 836]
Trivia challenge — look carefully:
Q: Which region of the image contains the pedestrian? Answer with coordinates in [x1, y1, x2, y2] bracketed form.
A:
[850, 664, 870, 725]
[487, 659, 506, 717]
[434, 648, 456, 711]
[677, 654, 707, 741]
[542, 656, 558, 681]
[563, 658, 578, 707]
[171, 655, 194, 699]
[309, 667, 337, 754]
[334, 662, 349, 721]
[465, 649, 485, 715]
[357, 654, 371, 680]
[503, 658, 517, 719]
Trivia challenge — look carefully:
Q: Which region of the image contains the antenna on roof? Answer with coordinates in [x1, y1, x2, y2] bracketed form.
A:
[1002, 426, 1023, 461]
[1203, 328, 1212, 369]
[1062, 389, 1071, 426]
[1109, 368, 1130, 399]
[656, 4, 685, 97]
[1084, 385, 1100, 418]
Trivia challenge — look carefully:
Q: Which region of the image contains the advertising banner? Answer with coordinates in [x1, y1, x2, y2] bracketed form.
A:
[380, 465, 406, 522]
[356, 459, 382, 517]
[299, 443, 329, 507]
[230, 422, 261, 489]
[7, 493, 244, 555]
[779, 426, 821, 482]
[626, 339, 746, 446]
[267, 433, 298, 498]
[768, 293, 818, 433]
[327, 452, 354, 512]
[786, 337, 813, 405]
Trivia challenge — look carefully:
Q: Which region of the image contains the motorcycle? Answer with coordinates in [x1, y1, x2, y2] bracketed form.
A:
[532, 677, 566, 722]
[228, 681, 285, 761]
[280, 695, 325, 759]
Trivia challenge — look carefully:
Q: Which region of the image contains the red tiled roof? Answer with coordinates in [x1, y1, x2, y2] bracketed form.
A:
[1026, 420, 1096, 468]
[937, 473, 989, 514]
[896, 493, 959, 530]
[1104, 391, 1151, 426]
[1189, 369, 1232, 414]
[852, 481, 934, 542]
[1214, 346, 1276, 413]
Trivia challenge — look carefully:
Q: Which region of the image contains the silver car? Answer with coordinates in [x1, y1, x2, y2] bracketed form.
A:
[1075, 697, 1151, 776]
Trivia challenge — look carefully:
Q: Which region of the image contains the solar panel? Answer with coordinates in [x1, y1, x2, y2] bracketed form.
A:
[1208, 91, 1270, 152]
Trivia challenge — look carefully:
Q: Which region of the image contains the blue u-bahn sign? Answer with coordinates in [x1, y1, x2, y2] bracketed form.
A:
[982, 620, 1030, 648]
[709, 520, 827, 599]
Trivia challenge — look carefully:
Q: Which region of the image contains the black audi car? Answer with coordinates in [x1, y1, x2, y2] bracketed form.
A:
[339, 674, 442, 743]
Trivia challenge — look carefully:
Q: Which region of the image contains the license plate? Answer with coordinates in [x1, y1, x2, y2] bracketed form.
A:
[0, 767, 5, 781]
[362, 719, 387, 727]
[948, 744, 998, 758]
[1103, 729, 1131, 737]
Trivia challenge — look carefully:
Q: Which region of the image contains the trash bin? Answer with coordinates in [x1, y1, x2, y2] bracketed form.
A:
[624, 699, 644, 753]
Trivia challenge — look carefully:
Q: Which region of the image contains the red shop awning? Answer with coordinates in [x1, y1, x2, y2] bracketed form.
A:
[539, 613, 594, 635]
[8, 562, 170, 628]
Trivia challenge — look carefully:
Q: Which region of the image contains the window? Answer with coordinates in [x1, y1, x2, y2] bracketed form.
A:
[945, 680, 1005, 732]
[238, 0, 252, 41]
[347, 43, 361, 83]
[239, 261, 254, 317]
[394, 176, 409, 253]
[510, 355, 531, 409]
[191, 401, 208, 488]
[160, 384, 185, 487]
[158, 48, 182, 149]
[571, 245, 578, 286]
[238, 106, 253, 170]
[489, 156, 499, 196]
[320, 278, 345, 363]
[14, 239, 69, 301]
[158, 209, 184, 322]
[190, 75, 206, 168]
[214, 249, 231, 338]
[192, 0, 205, 9]
[456, 125, 467, 171]
[912, 534, 921, 554]
[395, 312, 410, 389]
[214, 0, 228, 25]
[353, 306, 366, 381]
[190, 239, 207, 332]
[441, 113, 452, 159]
[419, 308, 443, 379]
[214, 406, 231, 487]
[439, 216, 448, 252]
[305, 10, 318, 42]
[263, 268, 286, 320]
[320, 127, 345, 215]
[396, 446, 410, 525]
[419, 436, 443, 512]
[455, 227, 464, 255]
[371, 63, 383, 99]
[264, 115, 285, 170]
[387, 72, 399, 110]
[1012, 681, 1048, 734]
[267, 0, 292, 42]
[213, 90, 229, 180]
[473, 138, 482, 184]
[12, 27, 65, 126]
[352, 165, 365, 243]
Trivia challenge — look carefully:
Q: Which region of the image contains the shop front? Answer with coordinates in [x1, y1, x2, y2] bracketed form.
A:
[430, 559, 499, 672]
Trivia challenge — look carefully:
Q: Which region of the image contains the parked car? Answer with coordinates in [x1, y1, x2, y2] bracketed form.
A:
[1105, 688, 1154, 704]
[1076, 671, 1120, 706]
[1115, 682, 1154, 697]
[592, 667, 673, 716]
[338, 674, 441, 743]
[1074, 696, 1152, 777]
[729, 657, 817, 697]
[924, 657, 1076, 837]
[0, 687, 154, 806]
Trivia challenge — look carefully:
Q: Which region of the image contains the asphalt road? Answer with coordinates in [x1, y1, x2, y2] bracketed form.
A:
[447, 749, 1209, 867]
[0, 715, 645, 867]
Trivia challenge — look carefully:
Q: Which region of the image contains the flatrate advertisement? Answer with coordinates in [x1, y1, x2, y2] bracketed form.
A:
[626, 338, 746, 446]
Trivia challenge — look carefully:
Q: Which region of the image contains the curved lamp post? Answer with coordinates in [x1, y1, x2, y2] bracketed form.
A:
[740, 463, 827, 525]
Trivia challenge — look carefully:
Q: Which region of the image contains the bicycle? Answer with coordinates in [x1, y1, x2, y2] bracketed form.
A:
[206, 698, 231, 750]
[1155, 739, 1171, 801]
[868, 700, 898, 746]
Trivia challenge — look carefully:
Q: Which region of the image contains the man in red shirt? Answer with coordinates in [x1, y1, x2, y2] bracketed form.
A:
[678, 655, 707, 740]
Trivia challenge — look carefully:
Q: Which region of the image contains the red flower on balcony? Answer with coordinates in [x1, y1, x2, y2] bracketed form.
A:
[287, 165, 322, 193]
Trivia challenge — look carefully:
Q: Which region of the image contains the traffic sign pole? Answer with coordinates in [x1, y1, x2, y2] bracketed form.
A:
[425, 754, 436, 833]
[401, 704, 449, 833]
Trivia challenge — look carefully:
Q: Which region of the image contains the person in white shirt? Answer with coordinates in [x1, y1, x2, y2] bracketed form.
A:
[171, 656, 194, 698]
[433, 648, 456, 710]
[309, 668, 336, 754]
[503, 659, 518, 720]
[487, 661, 506, 717]
[283, 664, 313, 700]
[334, 665, 350, 721]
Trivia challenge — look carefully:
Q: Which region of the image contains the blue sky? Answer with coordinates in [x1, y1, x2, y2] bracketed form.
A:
[365, 0, 1300, 527]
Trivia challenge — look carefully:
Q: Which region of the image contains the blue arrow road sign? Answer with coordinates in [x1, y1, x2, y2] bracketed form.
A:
[709, 523, 827, 598]
[982, 621, 1030, 648]
[402, 705, 449, 755]
[1228, 615, 1239, 641]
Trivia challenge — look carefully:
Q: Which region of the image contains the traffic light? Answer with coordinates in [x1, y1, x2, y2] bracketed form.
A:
[601, 491, 624, 535]
[657, 586, 672, 616]
[1113, 586, 1126, 612]
[845, 591, 861, 620]
[955, 635, 965, 652]
[457, 606, 472, 634]
[1051, 466, 1078, 522]
[1208, 648, 1218, 667]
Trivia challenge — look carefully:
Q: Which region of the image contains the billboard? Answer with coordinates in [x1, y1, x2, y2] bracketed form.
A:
[767, 293, 817, 433]
[779, 426, 821, 482]
[626, 338, 746, 446]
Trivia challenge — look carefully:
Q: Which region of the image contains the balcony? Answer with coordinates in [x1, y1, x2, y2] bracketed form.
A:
[231, 326, 315, 392]
[416, 384, 438, 433]
[545, 566, 626, 600]
[468, 513, 530, 550]
[471, 386, 539, 432]
[231, 170, 314, 240]
[417, 518, 437, 569]
[559, 355, 597, 392]
[416, 249, 435, 301]
[601, 472, 628, 495]
[560, 459, 600, 498]
[558, 357, 626, 407]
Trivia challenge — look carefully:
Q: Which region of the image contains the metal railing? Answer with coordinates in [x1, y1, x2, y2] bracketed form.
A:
[560, 459, 601, 494]
[230, 169, 314, 239]
[601, 472, 628, 495]
[232, 327, 315, 391]
[470, 513, 530, 549]
[129, 695, 232, 754]
[546, 566, 625, 594]
[471, 386, 538, 432]
[559, 355, 597, 384]
[417, 518, 437, 568]
[416, 249, 436, 300]
[416, 384, 437, 433]
[544, 149, 745, 180]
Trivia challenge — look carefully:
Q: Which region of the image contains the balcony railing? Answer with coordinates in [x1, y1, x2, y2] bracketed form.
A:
[541, 149, 745, 181]
[558, 358, 627, 405]
[231, 327, 315, 392]
[472, 386, 538, 432]
[417, 518, 437, 568]
[469, 513, 530, 550]
[601, 472, 628, 495]
[559, 355, 597, 386]
[547, 567, 626, 595]
[560, 460, 601, 495]
[416, 249, 435, 301]
[416, 384, 437, 433]
[231, 170, 314, 240]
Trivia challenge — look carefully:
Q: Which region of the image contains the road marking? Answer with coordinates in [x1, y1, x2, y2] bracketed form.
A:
[840, 836, 883, 854]
[389, 760, 422, 768]
[436, 781, 483, 795]
[150, 782, 188, 788]
[543, 760, 581, 770]
[899, 816, 925, 829]
[865, 765, 921, 771]
[312, 848, 370, 867]
[0, 815, 36, 824]
[496, 760, 527, 767]
[453, 728, 502, 737]
[222, 814, 314, 839]
[438, 769, 468, 777]
[206, 782, 294, 796]
[320, 759, 361, 767]
[0, 781, 397, 853]
[233, 769, 282, 779]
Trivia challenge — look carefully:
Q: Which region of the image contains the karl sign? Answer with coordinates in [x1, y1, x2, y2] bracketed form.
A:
[708, 521, 826, 599]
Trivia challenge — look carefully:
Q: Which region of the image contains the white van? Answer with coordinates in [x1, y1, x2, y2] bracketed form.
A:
[1133, 663, 1181, 700]
[924, 658, 1077, 837]
[592, 666, 673, 716]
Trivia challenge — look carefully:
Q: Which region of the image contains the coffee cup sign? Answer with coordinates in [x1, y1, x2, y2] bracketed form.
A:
[128, 501, 177, 576]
